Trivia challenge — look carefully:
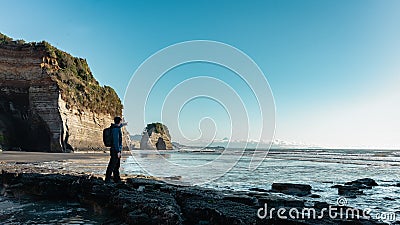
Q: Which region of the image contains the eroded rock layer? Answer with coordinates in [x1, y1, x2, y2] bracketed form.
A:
[0, 33, 125, 152]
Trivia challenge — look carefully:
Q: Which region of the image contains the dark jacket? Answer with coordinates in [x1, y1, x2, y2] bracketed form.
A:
[111, 123, 122, 152]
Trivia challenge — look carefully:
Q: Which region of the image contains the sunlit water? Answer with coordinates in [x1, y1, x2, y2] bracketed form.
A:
[124, 148, 400, 223]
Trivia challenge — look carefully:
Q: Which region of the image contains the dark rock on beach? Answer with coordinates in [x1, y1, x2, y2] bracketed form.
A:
[249, 187, 269, 192]
[337, 185, 364, 198]
[223, 194, 258, 206]
[180, 195, 258, 224]
[257, 193, 305, 208]
[345, 178, 378, 188]
[271, 183, 312, 197]
[332, 178, 378, 198]
[0, 171, 386, 225]
[309, 194, 320, 198]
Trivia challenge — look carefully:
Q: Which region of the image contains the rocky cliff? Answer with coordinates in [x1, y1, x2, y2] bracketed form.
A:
[140, 123, 173, 150]
[0, 33, 126, 152]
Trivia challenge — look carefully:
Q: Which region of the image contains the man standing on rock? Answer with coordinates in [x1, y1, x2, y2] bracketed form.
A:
[105, 116, 124, 183]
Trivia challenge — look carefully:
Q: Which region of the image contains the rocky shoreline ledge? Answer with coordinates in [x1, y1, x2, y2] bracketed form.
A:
[0, 169, 386, 225]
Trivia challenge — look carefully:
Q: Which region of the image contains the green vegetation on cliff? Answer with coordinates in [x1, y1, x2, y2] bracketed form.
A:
[43, 42, 122, 116]
[146, 123, 167, 136]
[0, 33, 12, 44]
[0, 33, 26, 45]
[0, 32, 122, 116]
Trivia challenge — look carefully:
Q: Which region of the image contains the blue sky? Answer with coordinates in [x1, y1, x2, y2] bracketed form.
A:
[1, 0, 399, 148]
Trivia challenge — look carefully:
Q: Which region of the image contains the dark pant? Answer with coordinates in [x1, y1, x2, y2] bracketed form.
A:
[105, 150, 120, 182]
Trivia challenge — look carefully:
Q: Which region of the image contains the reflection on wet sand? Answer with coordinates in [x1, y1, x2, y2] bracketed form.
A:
[137, 153, 171, 159]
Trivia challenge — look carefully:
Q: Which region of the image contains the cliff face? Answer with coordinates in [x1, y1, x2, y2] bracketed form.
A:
[0, 33, 125, 152]
[140, 123, 173, 150]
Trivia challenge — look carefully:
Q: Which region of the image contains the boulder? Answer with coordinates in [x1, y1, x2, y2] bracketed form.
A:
[110, 189, 182, 224]
[345, 178, 378, 188]
[309, 194, 320, 198]
[332, 178, 378, 198]
[314, 201, 330, 209]
[271, 183, 312, 197]
[256, 193, 305, 208]
[222, 194, 258, 206]
[337, 185, 363, 198]
[249, 187, 269, 192]
[179, 195, 258, 225]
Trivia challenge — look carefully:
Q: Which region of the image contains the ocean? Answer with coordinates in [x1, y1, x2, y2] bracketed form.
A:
[124, 148, 400, 223]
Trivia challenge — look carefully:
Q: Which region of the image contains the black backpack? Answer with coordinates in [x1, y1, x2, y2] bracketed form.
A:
[103, 126, 113, 147]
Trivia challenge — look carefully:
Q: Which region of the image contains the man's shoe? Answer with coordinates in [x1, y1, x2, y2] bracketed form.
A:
[114, 179, 122, 184]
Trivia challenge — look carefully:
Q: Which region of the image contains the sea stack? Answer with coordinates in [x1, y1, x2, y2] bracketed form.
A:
[140, 123, 173, 150]
[0, 33, 128, 152]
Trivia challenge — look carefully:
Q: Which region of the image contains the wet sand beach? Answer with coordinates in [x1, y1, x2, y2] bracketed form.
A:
[0, 151, 138, 180]
[0, 151, 108, 163]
